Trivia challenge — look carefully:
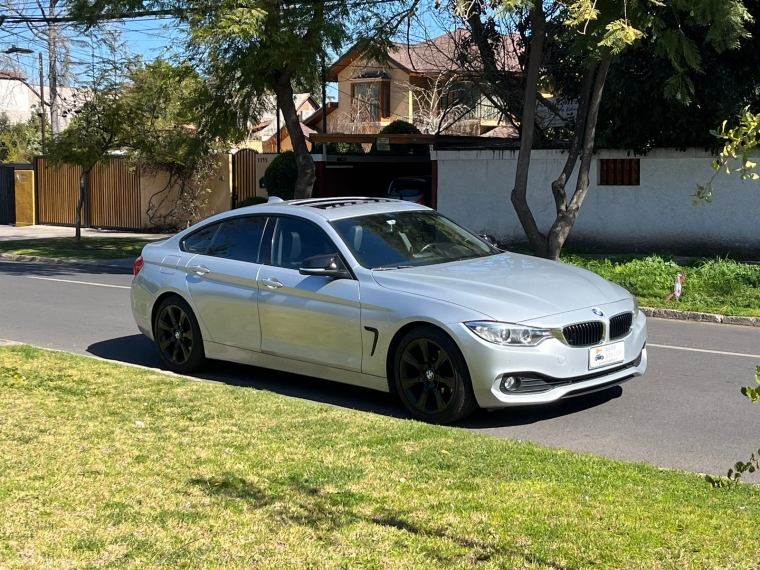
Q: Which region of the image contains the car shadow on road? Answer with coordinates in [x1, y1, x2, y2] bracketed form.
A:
[0, 260, 132, 276]
[87, 334, 624, 429]
[87, 334, 408, 419]
[459, 387, 623, 428]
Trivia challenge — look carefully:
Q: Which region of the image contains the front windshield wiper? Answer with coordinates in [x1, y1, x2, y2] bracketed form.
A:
[371, 265, 414, 271]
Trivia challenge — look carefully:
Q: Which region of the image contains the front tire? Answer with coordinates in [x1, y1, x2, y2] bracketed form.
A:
[153, 296, 206, 374]
[393, 326, 478, 424]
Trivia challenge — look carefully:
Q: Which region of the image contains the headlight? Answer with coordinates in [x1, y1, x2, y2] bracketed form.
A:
[465, 322, 553, 347]
[632, 296, 639, 319]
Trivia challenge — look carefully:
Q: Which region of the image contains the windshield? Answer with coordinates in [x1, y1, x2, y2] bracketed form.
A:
[331, 210, 498, 269]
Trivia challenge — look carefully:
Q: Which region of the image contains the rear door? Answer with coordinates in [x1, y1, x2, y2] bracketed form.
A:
[184, 215, 268, 352]
[257, 215, 363, 371]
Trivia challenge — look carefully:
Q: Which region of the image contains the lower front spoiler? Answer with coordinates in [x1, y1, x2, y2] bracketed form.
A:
[483, 348, 647, 408]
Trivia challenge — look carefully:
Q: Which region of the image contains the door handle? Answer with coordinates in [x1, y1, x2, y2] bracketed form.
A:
[260, 277, 283, 289]
[191, 264, 210, 276]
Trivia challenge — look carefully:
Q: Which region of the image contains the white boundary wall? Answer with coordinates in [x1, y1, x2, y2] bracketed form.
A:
[433, 148, 760, 253]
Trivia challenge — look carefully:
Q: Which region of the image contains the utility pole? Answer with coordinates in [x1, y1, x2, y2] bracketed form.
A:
[321, 54, 327, 161]
[47, 0, 59, 136]
[276, 107, 281, 153]
[39, 51, 46, 154]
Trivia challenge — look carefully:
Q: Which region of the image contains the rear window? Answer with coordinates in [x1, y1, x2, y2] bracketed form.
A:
[388, 179, 428, 196]
[182, 223, 221, 254]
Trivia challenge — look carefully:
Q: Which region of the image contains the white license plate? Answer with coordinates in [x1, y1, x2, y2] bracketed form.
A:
[588, 342, 625, 370]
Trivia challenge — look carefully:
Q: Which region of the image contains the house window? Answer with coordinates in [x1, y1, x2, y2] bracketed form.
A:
[351, 81, 390, 122]
[441, 82, 479, 120]
[599, 159, 640, 186]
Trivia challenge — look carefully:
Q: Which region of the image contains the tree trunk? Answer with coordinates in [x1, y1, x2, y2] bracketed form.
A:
[510, 6, 548, 256]
[549, 63, 596, 219]
[545, 50, 613, 260]
[75, 164, 91, 241]
[273, 71, 315, 200]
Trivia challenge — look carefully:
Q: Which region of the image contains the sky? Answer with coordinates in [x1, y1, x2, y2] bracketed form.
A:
[0, 13, 184, 87]
[0, 2, 445, 101]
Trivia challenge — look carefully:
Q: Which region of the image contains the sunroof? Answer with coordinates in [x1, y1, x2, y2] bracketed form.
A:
[293, 198, 398, 210]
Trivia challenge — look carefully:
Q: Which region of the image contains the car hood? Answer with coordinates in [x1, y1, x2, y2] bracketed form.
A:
[371, 253, 630, 322]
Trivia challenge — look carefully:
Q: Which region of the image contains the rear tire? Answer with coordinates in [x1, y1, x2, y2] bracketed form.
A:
[153, 296, 206, 374]
[393, 326, 478, 424]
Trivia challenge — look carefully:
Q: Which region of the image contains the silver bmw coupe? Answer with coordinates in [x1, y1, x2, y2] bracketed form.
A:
[131, 197, 647, 424]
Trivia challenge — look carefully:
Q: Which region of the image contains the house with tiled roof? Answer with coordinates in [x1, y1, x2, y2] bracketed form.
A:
[326, 30, 522, 136]
[245, 93, 319, 152]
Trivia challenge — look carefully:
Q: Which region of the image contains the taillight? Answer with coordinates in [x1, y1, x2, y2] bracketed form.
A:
[133, 255, 144, 276]
[416, 197, 425, 205]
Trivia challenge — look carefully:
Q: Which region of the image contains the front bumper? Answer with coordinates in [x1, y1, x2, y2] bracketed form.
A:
[455, 301, 648, 409]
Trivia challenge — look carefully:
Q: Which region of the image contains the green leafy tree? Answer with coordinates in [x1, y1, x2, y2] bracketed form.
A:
[697, 108, 760, 203]
[47, 58, 224, 238]
[452, 0, 750, 259]
[584, 0, 760, 152]
[66, 0, 413, 200]
[46, 76, 128, 240]
[0, 114, 42, 163]
[706, 366, 760, 487]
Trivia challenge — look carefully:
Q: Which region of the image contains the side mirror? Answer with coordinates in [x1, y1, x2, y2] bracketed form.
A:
[299, 254, 351, 279]
[479, 234, 498, 247]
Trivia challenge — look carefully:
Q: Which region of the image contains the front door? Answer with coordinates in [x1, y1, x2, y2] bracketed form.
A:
[257, 216, 362, 371]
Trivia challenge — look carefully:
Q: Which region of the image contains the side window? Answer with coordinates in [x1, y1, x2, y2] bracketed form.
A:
[270, 217, 337, 269]
[182, 222, 221, 254]
[207, 216, 268, 263]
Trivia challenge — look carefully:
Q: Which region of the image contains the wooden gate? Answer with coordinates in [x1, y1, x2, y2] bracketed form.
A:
[0, 166, 16, 225]
[36, 157, 142, 230]
[232, 148, 258, 207]
[89, 160, 141, 230]
[36, 157, 81, 226]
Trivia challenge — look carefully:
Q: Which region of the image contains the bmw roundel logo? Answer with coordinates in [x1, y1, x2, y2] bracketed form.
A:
[592, 308, 604, 317]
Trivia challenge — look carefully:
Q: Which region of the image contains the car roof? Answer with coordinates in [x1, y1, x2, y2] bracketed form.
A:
[233, 196, 430, 221]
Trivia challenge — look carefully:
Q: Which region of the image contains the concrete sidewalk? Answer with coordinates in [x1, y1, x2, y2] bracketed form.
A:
[0, 225, 174, 241]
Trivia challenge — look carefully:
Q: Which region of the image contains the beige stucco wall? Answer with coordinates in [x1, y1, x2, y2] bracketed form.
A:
[333, 58, 413, 133]
[14, 169, 34, 226]
[139, 154, 232, 229]
[254, 153, 279, 198]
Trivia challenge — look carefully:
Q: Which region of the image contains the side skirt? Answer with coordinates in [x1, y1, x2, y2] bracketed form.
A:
[203, 341, 390, 393]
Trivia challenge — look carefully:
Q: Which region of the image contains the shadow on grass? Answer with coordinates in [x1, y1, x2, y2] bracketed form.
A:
[186, 473, 577, 568]
[88, 334, 625, 429]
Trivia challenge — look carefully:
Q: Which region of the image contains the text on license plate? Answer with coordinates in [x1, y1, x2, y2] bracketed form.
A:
[588, 342, 625, 370]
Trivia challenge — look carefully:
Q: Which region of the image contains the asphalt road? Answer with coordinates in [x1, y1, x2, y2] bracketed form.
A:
[2, 259, 759, 479]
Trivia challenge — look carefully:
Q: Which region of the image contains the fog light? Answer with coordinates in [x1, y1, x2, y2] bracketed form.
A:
[500, 376, 520, 393]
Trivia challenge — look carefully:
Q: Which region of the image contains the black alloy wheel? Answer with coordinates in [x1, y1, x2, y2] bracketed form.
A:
[394, 326, 478, 424]
[154, 296, 206, 373]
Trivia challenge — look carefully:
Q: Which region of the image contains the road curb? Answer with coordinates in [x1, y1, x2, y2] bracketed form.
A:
[0, 252, 134, 273]
[642, 307, 760, 327]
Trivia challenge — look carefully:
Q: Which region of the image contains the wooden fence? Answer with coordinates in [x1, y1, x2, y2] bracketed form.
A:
[35, 157, 142, 230]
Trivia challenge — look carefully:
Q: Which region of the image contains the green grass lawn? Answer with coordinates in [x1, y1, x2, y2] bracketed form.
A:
[1, 345, 759, 569]
[565, 254, 760, 317]
[0, 237, 155, 260]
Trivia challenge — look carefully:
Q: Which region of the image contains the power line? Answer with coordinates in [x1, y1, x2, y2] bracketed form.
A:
[0, 10, 176, 24]
[0, 0, 403, 24]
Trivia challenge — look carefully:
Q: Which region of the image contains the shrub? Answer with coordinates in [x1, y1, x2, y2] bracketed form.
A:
[379, 120, 421, 135]
[236, 196, 267, 208]
[263, 151, 297, 200]
[372, 120, 428, 156]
